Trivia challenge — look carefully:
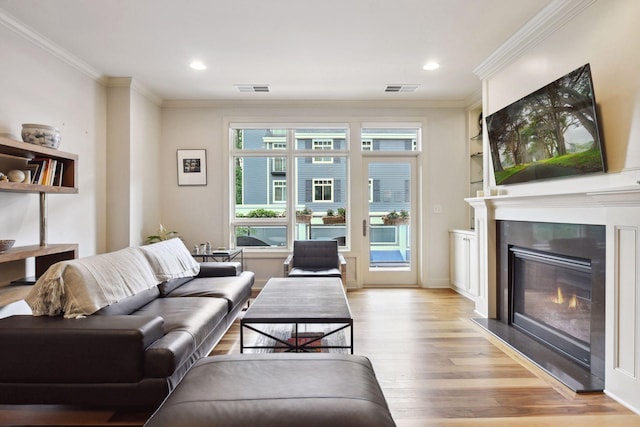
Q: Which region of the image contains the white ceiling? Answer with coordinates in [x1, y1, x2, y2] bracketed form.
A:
[0, 0, 552, 102]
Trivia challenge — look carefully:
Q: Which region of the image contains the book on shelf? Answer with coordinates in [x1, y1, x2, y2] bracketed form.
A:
[27, 159, 45, 184]
[25, 164, 39, 184]
[27, 158, 62, 186]
[53, 162, 64, 186]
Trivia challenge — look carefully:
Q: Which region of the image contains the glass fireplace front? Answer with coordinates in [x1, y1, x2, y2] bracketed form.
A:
[510, 246, 592, 368]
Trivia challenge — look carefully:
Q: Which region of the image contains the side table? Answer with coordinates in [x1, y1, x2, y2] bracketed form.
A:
[191, 248, 244, 272]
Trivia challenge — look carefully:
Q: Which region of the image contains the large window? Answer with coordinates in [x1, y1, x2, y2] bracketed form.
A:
[232, 126, 348, 248]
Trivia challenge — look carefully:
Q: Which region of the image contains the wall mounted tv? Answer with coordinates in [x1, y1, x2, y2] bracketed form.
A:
[486, 63, 606, 185]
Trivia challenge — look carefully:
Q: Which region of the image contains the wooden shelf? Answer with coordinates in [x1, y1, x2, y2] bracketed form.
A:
[0, 244, 77, 263]
[0, 181, 77, 194]
[0, 244, 78, 283]
[0, 135, 79, 279]
[0, 135, 78, 192]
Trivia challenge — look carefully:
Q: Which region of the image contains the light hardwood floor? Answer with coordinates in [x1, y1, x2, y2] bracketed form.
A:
[1, 288, 639, 426]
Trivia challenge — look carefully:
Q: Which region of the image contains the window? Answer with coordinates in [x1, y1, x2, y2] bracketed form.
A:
[312, 139, 333, 163]
[361, 128, 419, 151]
[313, 179, 333, 202]
[231, 126, 348, 248]
[271, 142, 286, 173]
[273, 180, 286, 202]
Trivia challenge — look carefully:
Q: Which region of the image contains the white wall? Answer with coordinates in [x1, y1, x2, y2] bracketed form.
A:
[160, 101, 467, 288]
[130, 86, 162, 246]
[0, 23, 106, 285]
[106, 84, 131, 252]
[106, 78, 162, 251]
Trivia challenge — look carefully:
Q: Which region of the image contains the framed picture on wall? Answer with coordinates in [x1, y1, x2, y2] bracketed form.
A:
[177, 149, 207, 186]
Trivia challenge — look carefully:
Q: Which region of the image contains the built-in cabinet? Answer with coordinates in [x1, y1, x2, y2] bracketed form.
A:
[449, 229, 478, 300]
[0, 136, 78, 284]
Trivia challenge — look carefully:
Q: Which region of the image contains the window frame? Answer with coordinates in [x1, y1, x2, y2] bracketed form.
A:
[312, 178, 334, 203]
[273, 179, 286, 203]
[230, 124, 349, 250]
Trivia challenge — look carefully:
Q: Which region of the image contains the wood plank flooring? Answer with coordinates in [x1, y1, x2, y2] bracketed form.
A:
[1, 288, 639, 426]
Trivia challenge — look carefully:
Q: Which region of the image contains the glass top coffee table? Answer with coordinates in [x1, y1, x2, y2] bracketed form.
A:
[240, 277, 353, 353]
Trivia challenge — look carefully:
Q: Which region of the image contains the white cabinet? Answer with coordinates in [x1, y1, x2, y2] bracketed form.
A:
[450, 229, 478, 300]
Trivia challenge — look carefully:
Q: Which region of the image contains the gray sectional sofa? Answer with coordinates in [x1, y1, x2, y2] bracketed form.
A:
[0, 238, 254, 407]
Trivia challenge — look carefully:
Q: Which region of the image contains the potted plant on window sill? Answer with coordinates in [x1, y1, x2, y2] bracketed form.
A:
[322, 208, 346, 224]
[296, 207, 313, 224]
[382, 210, 409, 225]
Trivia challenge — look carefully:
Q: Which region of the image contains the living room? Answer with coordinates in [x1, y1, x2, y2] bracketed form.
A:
[1, 0, 640, 425]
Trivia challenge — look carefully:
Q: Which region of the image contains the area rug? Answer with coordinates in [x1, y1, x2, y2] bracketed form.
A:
[246, 323, 349, 354]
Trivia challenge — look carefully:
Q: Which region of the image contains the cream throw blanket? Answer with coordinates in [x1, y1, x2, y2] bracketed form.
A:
[25, 239, 201, 318]
[138, 238, 200, 281]
[25, 247, 159, 319]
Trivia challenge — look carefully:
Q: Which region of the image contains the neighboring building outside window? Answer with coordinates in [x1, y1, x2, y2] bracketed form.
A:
[230, 125, 419, 249]
[313, 179, 333, 202]
[273, 180, 286, 203]
[312, 139, 333, 163]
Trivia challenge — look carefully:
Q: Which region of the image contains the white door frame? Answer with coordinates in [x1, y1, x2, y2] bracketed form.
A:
[361, 155, 419, 286]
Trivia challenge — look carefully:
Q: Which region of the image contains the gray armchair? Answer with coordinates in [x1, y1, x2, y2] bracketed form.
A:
[284, 240, 347, 286]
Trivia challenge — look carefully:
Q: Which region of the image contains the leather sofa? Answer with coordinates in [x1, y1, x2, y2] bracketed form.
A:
[0, 239, 254, 408]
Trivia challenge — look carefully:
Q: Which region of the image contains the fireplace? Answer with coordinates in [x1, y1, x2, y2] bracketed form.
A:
[510, 247, 593, 368]
[475, 220, 605, 392]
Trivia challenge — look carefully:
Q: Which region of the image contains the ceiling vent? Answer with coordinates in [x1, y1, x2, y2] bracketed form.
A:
[235, 84, 270, 93]
[385, 84, 419, 93]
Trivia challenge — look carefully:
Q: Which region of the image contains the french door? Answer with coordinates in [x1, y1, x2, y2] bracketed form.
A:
[361, 157, 418, 286]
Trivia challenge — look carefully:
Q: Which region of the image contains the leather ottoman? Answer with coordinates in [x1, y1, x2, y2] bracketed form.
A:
[144, 353, 396, 427]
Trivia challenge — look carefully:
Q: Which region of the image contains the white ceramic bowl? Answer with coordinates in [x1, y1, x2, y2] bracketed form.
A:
[21, 124, 61, 149]
[0, 239, 15, 253]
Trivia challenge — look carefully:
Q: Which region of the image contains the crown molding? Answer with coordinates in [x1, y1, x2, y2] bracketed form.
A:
[0, 7, 107, 83]
[473, 0, 597, 80]
[107, 77, 163, 106]
[161, 98, 469, 110]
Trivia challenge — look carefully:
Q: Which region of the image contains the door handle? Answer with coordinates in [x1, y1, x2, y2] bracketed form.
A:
[363, 219, 368, 237]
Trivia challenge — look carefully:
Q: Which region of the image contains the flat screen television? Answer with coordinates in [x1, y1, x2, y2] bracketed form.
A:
[486, 63, 606, 185]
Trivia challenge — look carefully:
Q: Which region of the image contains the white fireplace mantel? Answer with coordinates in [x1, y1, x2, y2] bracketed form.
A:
[467, 185, 640, 414]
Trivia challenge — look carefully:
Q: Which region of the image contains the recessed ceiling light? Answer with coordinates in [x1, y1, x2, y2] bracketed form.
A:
[189, 60, 207, 71]
[423, 61, 440, 71]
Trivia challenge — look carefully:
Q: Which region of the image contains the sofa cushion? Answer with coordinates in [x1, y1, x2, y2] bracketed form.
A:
[25, 247, 159, 319]
[138, 238, 200, 281]
[197, 262, 242, 277]
[157, 277, 193, 297]
[133, 297, 228, 349]
[95, 287, 161, 316]
[165, 271, 254, 312]
[289, 267, 342, 277]
[144, 330, 196, 378]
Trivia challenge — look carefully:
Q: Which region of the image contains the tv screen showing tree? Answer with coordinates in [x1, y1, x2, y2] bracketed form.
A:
[486, 63, 606, 185]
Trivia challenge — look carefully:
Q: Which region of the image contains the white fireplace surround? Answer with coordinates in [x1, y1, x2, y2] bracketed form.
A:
[468, 185, 640, 414]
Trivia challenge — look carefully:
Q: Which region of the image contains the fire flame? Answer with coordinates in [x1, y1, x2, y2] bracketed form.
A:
[551, 287, 578, 309]
[552, 287, 564, 304]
